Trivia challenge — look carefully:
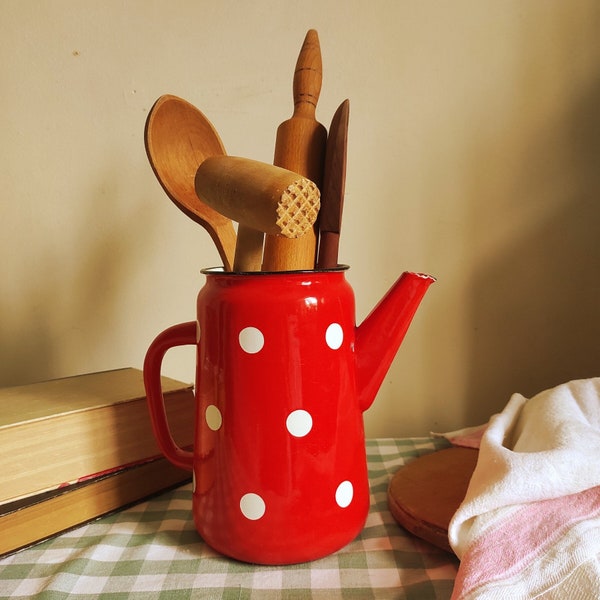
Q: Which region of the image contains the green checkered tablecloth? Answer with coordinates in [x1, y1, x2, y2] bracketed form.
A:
[0, 438, 458, 599]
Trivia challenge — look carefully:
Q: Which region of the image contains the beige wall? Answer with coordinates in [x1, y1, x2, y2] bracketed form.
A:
[2, 1, 599, 436]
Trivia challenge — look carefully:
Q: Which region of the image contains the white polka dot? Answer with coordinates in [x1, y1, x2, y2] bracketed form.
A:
[240, 493, 266, 520]
[239, 327, 264, 354]
[335, 480, 353, 508]
[326, 323, 344, 350]
[205, 405, 222, 431]
[286, 410, 313, 437]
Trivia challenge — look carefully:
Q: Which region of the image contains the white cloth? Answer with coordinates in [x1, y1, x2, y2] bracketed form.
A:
[448, 378, 600, 600]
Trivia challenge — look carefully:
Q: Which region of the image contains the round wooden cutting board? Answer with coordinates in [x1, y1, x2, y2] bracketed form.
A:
[387, 447, 479, 554]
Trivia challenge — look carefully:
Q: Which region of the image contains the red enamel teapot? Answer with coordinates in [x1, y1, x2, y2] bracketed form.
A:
[143, 266, 434, 564]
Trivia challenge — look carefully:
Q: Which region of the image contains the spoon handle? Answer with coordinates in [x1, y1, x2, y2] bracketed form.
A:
[212, 222, 237, 272]
[261, 29, 327, 271]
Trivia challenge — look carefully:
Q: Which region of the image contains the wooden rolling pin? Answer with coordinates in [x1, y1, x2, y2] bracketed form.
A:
[195, 156, 321, 270]
[261, 29, 327, 271]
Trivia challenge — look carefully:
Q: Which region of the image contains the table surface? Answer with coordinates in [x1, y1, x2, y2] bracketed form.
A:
[0, 437, 459, 599]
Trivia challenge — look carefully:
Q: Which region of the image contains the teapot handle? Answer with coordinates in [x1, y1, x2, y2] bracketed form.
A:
[143, 321, 197, 471]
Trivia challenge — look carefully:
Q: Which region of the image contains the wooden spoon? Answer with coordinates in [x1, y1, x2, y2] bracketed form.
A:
[144, 94, 236, 271]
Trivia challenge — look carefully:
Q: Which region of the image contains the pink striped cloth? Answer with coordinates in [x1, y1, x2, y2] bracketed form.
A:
[446, 378, 600, 599]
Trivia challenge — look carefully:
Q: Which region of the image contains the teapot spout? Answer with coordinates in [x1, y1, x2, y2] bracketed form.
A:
[355, 272, 435, 412]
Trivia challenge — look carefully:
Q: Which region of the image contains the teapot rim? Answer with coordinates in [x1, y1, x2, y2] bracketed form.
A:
[201, 265, 350, 276]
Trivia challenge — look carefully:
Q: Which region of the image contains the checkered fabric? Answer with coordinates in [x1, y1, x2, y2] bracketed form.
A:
[0, 438, 458, 599]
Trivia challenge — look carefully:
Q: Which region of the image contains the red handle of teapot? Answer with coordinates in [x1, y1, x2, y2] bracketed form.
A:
[143, 321, 197, 471]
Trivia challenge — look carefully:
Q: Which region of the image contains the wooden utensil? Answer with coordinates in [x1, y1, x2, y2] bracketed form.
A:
[144, 95, 236, 271]
[316, 99, 350, 269]
[195, 156, 320, 240]
[261, 29, 327, 271]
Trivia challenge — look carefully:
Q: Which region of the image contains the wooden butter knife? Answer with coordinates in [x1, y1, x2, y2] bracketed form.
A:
[316, 99, 349, 269]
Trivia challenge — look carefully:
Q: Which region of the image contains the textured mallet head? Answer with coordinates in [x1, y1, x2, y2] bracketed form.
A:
[195, 156, 320, 238]
[276, 178, 320, 238]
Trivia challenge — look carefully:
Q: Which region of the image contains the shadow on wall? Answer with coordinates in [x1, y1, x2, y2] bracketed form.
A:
[0, 168, 158, 388]
[465, 72, 600, 424]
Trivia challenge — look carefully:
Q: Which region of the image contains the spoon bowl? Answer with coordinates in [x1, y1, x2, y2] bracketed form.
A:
[144, 94, 236, 271]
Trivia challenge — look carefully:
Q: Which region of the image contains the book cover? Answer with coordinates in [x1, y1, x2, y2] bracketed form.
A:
[0, 456, 192, 556]
[0, 368, 194, 504]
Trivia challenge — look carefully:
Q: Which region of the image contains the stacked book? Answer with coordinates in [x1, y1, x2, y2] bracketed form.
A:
[0, 367, 195, 556]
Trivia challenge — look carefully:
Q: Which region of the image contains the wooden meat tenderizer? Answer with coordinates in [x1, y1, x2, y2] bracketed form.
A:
[195, 156, 321, 271]
[261, 29, 327, 271]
